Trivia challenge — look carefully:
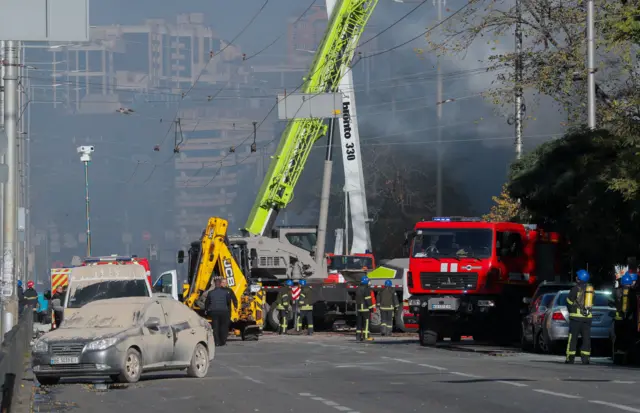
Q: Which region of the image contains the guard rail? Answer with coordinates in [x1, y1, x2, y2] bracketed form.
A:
[0, 309, 34, 412]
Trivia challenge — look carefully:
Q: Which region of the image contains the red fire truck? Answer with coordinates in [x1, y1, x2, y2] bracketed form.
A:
[406, 217, 565, 346]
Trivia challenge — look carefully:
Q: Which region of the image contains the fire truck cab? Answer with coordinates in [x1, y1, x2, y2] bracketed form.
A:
[406, 217, 564, 346]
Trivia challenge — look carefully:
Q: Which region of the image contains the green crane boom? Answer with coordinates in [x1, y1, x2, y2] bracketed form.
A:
[244, 0, 379, 236]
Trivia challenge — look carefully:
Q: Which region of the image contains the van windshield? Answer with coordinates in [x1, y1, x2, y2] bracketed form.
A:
[412, 228, 493, 259]
[67, 280, 149, 308]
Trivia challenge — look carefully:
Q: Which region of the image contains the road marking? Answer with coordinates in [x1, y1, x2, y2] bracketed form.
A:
[323, 401, 339, 406]
[589, 401, 640, 412]
[299, 393, 314, 396]
[613, 380, 636, 384]
[418, 363, 447, 371]
[311, 397, 326, 401]
[497, 380, 528, 387]
[388, 357, 413, 364]
[533, 389, 581, 399]
[334, 407, 352, 412]
[451, 372, 481, 378]
[243, 376, 263, 384]
[299, 393, 358, 413]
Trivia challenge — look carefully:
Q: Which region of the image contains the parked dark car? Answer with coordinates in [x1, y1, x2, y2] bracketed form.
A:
[521, 292, 556, 352]
[523, 281, 575, 308]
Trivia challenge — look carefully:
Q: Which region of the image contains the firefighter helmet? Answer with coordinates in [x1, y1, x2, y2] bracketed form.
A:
[384, 280, 393, 287]
[621, 274, 634, 286]
[299, 279, 307, 286]
[285, 279, 293, 286]
[361, 275, 369, 285]
[576, 269, 590, 283]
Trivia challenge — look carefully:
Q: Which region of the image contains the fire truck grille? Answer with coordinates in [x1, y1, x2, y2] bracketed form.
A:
[419, 272, 478, 290]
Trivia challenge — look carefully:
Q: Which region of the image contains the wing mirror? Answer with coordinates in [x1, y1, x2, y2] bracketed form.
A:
[522, 297, 531, 304]
[177, 250, 185, 264]
[144, 317, 161, 330]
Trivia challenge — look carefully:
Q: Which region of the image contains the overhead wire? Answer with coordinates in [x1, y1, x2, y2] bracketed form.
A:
[166, 0, 476, 186]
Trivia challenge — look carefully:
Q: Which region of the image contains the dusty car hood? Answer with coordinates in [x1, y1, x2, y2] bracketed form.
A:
[42, 327, 130, 342]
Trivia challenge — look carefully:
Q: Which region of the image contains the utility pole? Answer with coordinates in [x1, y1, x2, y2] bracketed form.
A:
[586, 0, 596, 128]
[77, 146, 94, 256]
[435, 0, 444, 216]
[514, 0, 523, 159]
[2, 40, 19, 334]
[315, 119, 335, 268]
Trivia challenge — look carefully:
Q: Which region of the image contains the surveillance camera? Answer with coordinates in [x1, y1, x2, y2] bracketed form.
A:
[77, 145, 94, 153]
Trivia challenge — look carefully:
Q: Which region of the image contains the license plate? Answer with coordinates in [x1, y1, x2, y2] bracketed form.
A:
[51, 356, 79, 365]
[432, 304, 452, 310]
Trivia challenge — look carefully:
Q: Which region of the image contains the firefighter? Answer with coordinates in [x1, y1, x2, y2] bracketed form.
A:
[565, 269, 594, 364]
[378, 280, 399, 336]
[355, 275, 374, 342]
[613, 273, 636, 364]
[23, 280, 38, 310]
[297, 279, 314, 335]
[275, 280, 293, 334]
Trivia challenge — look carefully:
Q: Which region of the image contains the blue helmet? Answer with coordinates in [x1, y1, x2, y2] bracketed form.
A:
[621, 274, 634, 286]
[17, 280, 22, 287]
[630, 272, 638, 282]
[384, 280, 393, 287]
[285, 279, 293, 287]
[299, 279, 307, 286]
[361, 275, 369, 285]
[576, 269, 590, 283]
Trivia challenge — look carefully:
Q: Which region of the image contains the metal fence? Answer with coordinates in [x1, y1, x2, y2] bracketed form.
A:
[0, 309, 33, 412]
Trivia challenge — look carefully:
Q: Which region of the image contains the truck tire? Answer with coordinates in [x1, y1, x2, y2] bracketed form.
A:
[394, 307, 411, 332]
[419, 328, 438, 346]
[266, 306, 280, 331]
[369, 311, 382, 333]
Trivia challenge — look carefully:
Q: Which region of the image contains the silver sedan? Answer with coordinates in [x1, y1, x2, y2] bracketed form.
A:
[538, 290, 615, 354]
[32, 296, 215, 385]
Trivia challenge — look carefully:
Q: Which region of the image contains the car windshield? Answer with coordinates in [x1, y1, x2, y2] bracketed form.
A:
[285, 233, 317, 252]
[67, 280, 149, 308]
[328, 256, 373, 271]
[411, 228, 493, 259]
[555, 291, 614, 308]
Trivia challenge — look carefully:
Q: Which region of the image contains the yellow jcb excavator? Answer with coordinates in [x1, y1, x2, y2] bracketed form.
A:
[178, 217, 265, 341]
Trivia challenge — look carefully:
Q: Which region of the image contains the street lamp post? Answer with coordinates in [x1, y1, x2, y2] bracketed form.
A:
[76, 145, 94, 256]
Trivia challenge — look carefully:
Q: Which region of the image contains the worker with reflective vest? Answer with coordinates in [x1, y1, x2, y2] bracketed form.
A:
[378, 280, 399, 336]
[296, 279, 314, 335]
[355, 275, 375, 342]
[613, 273, 637, 364]
[275, 280, 293, 335]
[565, 269, 594, 364]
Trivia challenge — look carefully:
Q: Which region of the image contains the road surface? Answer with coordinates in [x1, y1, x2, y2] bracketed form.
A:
[30, 334, 640, 413]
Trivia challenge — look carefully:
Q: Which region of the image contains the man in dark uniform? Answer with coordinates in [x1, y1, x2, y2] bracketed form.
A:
[51, 285, 65, 329]
[297, 279, 314, 335]
[205, 278, 238, 346]
[23, 280, 38, 311]
[378, 280, 399, 336]
[613, 273, 638, 364]
[275, 280, 293, 335]
[17, 280, 24, 313]
[565, 269, 593, 364]
[355, 275, 374, 342]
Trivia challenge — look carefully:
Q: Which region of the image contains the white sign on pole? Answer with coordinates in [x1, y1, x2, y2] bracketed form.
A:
[0, 0, 89, 42]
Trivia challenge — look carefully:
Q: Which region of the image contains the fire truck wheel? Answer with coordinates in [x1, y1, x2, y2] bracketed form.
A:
[419, 328, 438, 346]
[266, 305, 280, 331]
[369, 311, 382, 333]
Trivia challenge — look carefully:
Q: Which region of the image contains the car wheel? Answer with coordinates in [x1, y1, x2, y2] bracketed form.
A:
[35, 375, 60, 386]
[187, 343, 209, 378]
[521, 327, 533, 352]
[536, 332, 548, 354]
[118, 347, 142, 383]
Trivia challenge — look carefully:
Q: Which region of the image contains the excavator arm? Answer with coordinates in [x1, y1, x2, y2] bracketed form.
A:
[244, 0, 379, 236]
[184, 217, 249, 323]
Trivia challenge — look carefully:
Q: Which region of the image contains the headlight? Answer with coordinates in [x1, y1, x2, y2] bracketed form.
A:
[85, 337, 118, 351]
[250, 284, 261, 293]
[408, 299, 421, 306]
[32, 340, 48, 353]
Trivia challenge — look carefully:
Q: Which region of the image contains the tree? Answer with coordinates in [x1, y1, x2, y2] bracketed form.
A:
[482, 183, 525, 222]
[433, 0, 640, 134]
[506, 127, 640, 278]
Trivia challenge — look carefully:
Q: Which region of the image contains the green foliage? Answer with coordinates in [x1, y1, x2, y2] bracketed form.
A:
[507, 127, 640, 276]
[433, 0, 640, 134]
[482, 183, 526, 222]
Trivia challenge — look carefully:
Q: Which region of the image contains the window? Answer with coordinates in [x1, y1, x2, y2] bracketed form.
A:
[285, 233, 317, 252]
[153, 272, 174, 295]
[67, 280, 149, 308]
[411, 228, 493, 259]
[328, 256, 374, 271]
[496, 231, 524, 258]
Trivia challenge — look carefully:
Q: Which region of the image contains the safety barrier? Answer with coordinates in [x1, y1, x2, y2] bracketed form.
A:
[0, 309, 33, 412]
